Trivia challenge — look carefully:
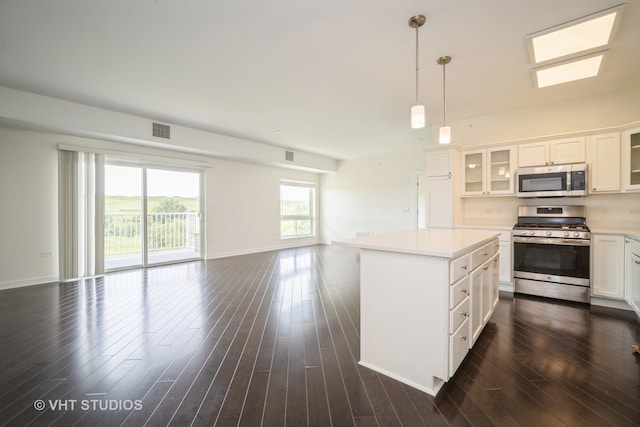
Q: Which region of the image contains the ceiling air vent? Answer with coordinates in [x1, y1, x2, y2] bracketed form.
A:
[285, 151, 294, 162]
[152, 122, 171, 139]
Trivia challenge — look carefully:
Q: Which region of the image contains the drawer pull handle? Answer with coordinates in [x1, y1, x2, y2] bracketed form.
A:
[635, 260, 640, 265]
[483, 266, 489, 271]
[461, 265, 468, 270]
[483, 252, 488, 257]
[461, 289, 468, 294]
[461, 335, 467, 341]
[461, 312, 468, 317]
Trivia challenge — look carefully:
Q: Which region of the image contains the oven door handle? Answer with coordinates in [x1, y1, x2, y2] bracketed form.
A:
[513, 236, 591, 246]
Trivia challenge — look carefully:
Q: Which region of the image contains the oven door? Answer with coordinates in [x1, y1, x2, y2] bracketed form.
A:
[513, 237, 590, 286]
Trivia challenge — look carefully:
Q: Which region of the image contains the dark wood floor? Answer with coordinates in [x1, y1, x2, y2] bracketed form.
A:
[1, 244, 639, 426]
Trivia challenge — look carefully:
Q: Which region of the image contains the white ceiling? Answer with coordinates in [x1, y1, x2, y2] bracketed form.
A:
[1, 0, 638, 160]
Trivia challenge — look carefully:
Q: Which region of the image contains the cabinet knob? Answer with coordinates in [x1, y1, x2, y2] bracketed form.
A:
[483, 266, 489, 271]
[461, 289, 468, 294]
[461, 265, 468, 270]
[635, 260, 640, 265]
[461, 335, 467, 341]
[483, 252, 488, 257]
[461, 312, 468, 317]
[593, 188, 596, 191]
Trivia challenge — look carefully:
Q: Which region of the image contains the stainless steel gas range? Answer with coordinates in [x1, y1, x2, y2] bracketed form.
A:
[512, 205, 591, 303]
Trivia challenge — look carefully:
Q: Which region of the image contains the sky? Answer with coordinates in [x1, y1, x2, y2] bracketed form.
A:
[105, 165, 200, 197]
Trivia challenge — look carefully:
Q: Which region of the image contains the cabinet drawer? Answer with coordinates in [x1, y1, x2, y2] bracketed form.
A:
[450, 254, 470, 284]
[449, 318, 470, 378]
[471, 243, 493, 270]
[449, 296, 470, 334]
[450, 275, 470, 309]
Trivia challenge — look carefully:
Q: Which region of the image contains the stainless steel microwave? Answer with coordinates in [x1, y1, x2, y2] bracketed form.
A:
[516, 163, 587, 198]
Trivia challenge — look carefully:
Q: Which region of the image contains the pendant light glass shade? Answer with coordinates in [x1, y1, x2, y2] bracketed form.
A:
[437, 56, 452, 144]
[411, 105, 425, 129]
[439, 125, 451, 144]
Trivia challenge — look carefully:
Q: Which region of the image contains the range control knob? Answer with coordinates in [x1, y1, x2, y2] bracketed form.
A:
[564, 231, 570, 237]
[573, 232, 580, 237]
[546, 231, 552, 236]
[528, 231, 535, 236]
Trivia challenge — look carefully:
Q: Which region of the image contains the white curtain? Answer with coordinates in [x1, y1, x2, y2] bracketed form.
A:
[59, 150, 104, 280]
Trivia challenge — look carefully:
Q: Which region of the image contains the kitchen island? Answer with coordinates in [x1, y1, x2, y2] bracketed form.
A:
[335, 228, 499, 396]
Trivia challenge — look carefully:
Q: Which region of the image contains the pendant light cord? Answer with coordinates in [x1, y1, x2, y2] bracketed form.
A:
[442, 60, 446, 125]
[415, 26, 419, 105]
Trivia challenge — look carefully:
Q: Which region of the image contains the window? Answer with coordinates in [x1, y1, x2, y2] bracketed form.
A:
[280, 182, 315, 238]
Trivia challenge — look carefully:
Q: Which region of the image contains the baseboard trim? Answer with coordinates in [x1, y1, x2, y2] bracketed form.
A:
[206, 240, 322, 260]
[0, 275, 59, 291]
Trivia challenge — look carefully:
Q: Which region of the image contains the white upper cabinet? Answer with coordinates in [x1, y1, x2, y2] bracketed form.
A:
[622, 128, 640, 191]
[427, 149, 454, 177]
[462, 150, 485, 195]
[517, 141, 548, 167]
[487, 147, 516, 194]
[462, 146, 516, 196]
[518, 137, 586, 167]
[588, 133, 621, 193]
[425, 148, 461, 228]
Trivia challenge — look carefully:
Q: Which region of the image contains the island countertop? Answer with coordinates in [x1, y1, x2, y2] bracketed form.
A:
[333, 228, 499, 259]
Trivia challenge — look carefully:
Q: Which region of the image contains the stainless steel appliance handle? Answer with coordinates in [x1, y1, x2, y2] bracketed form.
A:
[513, 236, 591, 246]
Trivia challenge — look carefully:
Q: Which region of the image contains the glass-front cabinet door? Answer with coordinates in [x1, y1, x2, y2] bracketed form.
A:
[462, 150, 485, 195]
[462, 147, 517, 196]
[487, 147, 516, 194]
[623, 128, 640, 191]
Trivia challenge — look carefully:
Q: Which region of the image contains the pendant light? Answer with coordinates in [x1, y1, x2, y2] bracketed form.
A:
[409, 15, 426, 129]
[437, 56, 452, 144]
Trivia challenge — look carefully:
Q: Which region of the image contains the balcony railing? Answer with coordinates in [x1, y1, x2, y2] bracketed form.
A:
[104, 212, 200, 258]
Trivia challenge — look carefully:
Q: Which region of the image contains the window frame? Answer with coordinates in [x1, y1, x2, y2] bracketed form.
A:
[279, 181, 316, 239]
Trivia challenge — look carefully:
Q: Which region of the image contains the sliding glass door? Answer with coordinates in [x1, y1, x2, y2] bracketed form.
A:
[146, 168, 201, 265]
[104, 164, 143, 270]
[104, 163, 202, 270]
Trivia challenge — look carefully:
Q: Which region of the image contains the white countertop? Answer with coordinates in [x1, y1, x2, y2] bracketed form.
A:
[333, 228, 499, 258]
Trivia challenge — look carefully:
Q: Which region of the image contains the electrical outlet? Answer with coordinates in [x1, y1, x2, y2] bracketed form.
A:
[41, 251, 54, 258]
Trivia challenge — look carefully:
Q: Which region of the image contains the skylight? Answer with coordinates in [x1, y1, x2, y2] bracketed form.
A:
[533, 53, 605, 88]
[526, 4, 624, 88]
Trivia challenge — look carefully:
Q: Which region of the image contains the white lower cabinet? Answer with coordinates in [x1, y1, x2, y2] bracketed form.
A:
[625, 238, 640, 316]
[492, 254, 500, 311]
[591, 234, 625, 299]
[469, 253, 496, 346]
[470, 266, 483, 344]
[498, 241, 511, 283]
[449, 319, 470, 378]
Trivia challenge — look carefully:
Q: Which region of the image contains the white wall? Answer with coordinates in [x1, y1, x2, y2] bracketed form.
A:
[320, 150, 425, 242]
[0, 127, 320, 289]
[0, 86, 336, 173]
[432, 87, 640, 148]
[206, 159, 319, 258]
[0, 127, 59, 288]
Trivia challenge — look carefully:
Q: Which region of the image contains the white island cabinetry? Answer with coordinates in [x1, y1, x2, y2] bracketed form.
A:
[335, 229, 499, 396]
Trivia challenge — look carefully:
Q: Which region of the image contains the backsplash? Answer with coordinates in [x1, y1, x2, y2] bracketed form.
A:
[462, 193, 640, 232]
